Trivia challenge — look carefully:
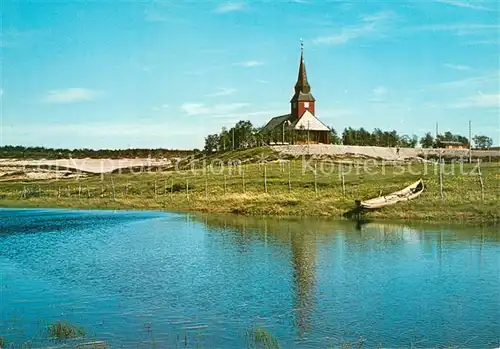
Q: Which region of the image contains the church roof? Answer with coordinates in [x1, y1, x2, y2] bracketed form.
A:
[290, 91, 316, 103]
[290, 110, 330, 131]
[261, 114, 291, 133]
[294, 42, 311, 95]
[290, 40, 315, 102]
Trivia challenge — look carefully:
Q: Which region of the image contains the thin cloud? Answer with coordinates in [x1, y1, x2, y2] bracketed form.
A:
[443, 63, 472, 71]
[254, 79, 269, 84]
[435, 0, 496, 11]
[449, 92, 500, 108]
[143, 9, 189, 24]
[206, 88, 237, 97]
[41, 88, 100, 104]
[467, 39, 500, 45]
[4, 122, 203, 144]
[179, 104, 282, 125]
[181, 102, 250, 116]
[234, 60, 264, 67]
[144, 10, 169, 22]
[320, 108, 356, 120]
[433, 71, 499, 89]
[214, 2, 246, 13]
[372, 86, 388, 97]
[313, 11, 396, 45]
[0, 28, 47, 48]
[412, 23, 500, 36]
[151, 104, 170, 111]
[369, 86, 389, 103]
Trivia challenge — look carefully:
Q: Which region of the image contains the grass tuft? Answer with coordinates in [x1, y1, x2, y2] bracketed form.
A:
[48, 321, 86, 340]
[248, 327, 281, 349]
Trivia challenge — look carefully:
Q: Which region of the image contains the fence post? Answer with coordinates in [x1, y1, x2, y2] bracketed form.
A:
[186, 179, 189, 199]
[224, 174, 227, 195]
[111, 177, 116, 201]
[477, 159, 485, 201]
[288, 161, 291, 192]
[439, 159, 444, 199]
[314, 163, 318, 197]
[341, 164, 346, 196]
[242, 168, 245, 194]
[264, 163, 268, 194]
[171, 178, 174, 198]
[78, 185, 81, 199]
[87, 185, 90, 198]
[205, 174, 208, 199]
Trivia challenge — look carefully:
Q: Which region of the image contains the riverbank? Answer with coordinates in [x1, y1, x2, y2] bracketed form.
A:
[1, 160, 498, 224]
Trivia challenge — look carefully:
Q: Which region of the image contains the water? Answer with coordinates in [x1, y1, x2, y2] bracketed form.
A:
[1, 208, 499, 348]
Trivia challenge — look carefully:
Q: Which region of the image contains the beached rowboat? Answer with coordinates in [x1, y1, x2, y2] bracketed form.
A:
[356, 179, 424, 210]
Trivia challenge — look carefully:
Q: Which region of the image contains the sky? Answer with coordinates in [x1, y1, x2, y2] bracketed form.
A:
[1, 0, 499, 150]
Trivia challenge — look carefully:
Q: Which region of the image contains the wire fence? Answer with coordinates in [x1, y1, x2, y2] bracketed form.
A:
[7, 159, 495, 204]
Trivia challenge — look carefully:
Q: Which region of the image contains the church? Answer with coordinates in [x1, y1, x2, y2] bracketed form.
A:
[261, 42, 331, 145]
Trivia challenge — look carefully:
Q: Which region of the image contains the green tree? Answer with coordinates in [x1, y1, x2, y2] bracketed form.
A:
[435, 132, 469, 147]
[203, 134, 220, 154]
[329, 127, 341, 144]
[341, 127, 356, 145]
[371, 128, 383, 146]
[399, 134, 418, 148]
[420, 132, 434, 148]
[230, 120, 255, 149]
[218, 127, 231, 151]
[473, 135, 493, 149]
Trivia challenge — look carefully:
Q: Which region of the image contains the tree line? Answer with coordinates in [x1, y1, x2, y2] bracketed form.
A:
[0, 145, 193, 159]
[204, 120, 494, 153]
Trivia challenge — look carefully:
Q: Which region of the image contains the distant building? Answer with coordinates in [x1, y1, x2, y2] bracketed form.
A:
[437, 140, 467, 149]
[261, 41, 331, 145]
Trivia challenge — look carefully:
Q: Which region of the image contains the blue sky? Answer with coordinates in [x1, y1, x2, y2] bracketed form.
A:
[1, 0, 499, 149]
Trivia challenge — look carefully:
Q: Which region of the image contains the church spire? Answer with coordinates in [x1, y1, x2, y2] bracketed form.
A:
[294, 38, 311, 95]
[290, 39, 315, 120]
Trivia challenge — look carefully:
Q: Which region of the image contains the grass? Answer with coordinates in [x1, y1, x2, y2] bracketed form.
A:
[248, 327, 281, 349]
[48, 321, 86, 340]
[0, 155, 498, 224]
[1, 319, 477, 348]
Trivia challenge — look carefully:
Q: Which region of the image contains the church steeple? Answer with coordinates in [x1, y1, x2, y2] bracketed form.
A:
[291, 39, 315, 120]
[294, 39, 311, 95]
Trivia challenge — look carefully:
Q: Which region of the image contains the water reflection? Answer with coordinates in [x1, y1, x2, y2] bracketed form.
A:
[196, 214, 499, 342]
[290, 225, 316, 336]
[2, 209, 499, 348]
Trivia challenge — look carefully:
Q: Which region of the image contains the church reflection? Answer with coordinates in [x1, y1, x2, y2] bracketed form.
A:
[197, 214, 342, 337]
[194, 214, 498, 338]
[289, 222, 316, 336]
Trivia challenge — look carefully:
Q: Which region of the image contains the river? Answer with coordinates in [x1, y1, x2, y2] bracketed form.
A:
[0, 208, 498, 348]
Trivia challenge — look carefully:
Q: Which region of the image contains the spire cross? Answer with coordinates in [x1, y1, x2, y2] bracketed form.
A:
[300, 38, 303, 53]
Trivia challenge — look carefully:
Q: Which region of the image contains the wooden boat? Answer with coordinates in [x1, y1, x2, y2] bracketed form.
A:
[356, 179, 424, 210]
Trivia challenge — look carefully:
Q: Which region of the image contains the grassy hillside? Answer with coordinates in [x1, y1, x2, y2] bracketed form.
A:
[1, 150, 498, 224]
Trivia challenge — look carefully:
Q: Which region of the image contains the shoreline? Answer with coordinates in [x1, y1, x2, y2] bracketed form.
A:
[1, 197, 498, 226]
[1, 159, 498, 226]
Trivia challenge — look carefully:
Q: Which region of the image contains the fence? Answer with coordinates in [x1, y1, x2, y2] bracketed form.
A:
[7, 159, 495, 205]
